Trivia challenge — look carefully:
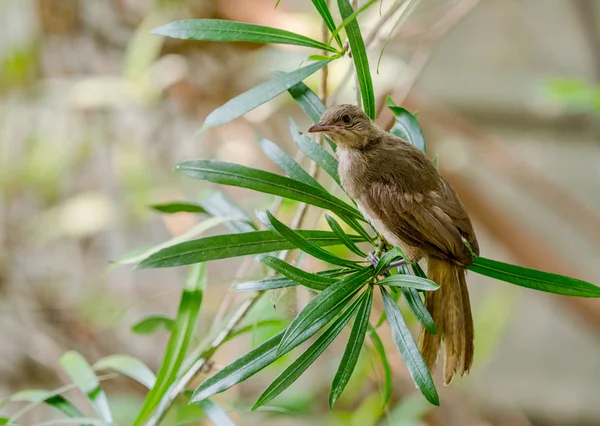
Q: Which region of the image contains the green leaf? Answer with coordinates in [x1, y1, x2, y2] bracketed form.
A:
[378, 275, 439, 291]
[289, 119, 340, 184]
[59, 351, 114, 422]
[278, 268, 373, 354]
[10, 391, 83, 418]
[367, 327, 392, 407]
[176, 159, 362, 221]
[199, 190, 257, 233]
[329, 286, 373, 408]
[253, 290, 367, 409]
[287, 81, 326, 123]
[385, 96, 426, 153]
[150, 201, 207, 214]
[260, 210, 359, 268]
[380, 287, 439, 406]
[228, 319, 288, 342]
[374, 247, 406, 275]
[131, 315, 174, 334]
[337, 0, 375, 119]
[117, 216, 246, 265]
[469, 257, 600, 297]
[194, 399, 236, 426]
[191, 299, 345, 403]
[233, 277, 297, 292]
[256, 137, 324, 189]
[93, 355, 156, 390]
[325, 214, 366, 257]
[138, 229, 367, 269]
[311, 0, 343, 48]
[134, 263, 206, 425]
[402, 287, 437, 334]
[259, 255, 337, 290]
[329, 0, 378, 44]
[152, 19, 337, 52]
[201, 60, 330, 130]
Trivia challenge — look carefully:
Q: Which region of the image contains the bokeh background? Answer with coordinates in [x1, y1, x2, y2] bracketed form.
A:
[2, 0, 600, 425]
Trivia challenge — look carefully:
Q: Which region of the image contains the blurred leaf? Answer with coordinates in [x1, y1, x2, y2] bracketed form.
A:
[367, 327, 392, 407]
[329, 0, 378, 44]
[228, 319, 288, 342]
[259, 255, 337, 290]
[152, 19, 337, 52]
[380, 392, 433, 425]
[60, 351, 114, 422]
[380, 287, 439, 406]
[256, 137, 324, 189]
[200, 60, 330, 130]
[117, 216, 246, 265]
[337, 0, 375, 119]
[199, 190, 257, 233]
[94, 355, 156, 390]
[31, 419, 115, 425]
[469, 257, 600, 297]
[378, 275, 439, 291]
[325, 214, 367, 257]
[289, 119, 340, 185]
[330, 286, 373, 408]
[278, 268, 373, 354]
[402, 287, 437, 334]
[194, 399, 236, 426]
[134, 263, 206, 425]
[176, 159, 362, 221]
[138, 229, 367, 269]
[259, 210, 359, 268]
[253, 290, 367, 409]
[9, 391, 82, 418]
[150, 201, 207, 214]
[131, 315, 174, 334]
[233, 277, 297, 292]
[386, 96, 426, 153]
[191, 299, 346, 403]
[311, 0, 343, 48]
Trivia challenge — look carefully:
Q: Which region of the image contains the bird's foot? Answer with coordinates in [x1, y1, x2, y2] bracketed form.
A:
[367, 252, 380, 269]
[367, 251, 409, 275]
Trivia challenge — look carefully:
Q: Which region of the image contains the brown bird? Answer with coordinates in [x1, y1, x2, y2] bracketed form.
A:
[308, 104, 479, 385]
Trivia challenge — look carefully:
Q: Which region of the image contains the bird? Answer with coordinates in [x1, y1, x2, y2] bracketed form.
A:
[308, 104, 479, 385]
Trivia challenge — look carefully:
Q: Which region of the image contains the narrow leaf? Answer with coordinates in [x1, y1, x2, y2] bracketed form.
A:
[138, 229, 367, 269]
[176, 159, 362, 221]
[337, 0, 375, 119]
[191, 300, 345, 402]
[254, 290, 368, 408]
[10, 391, 83, 418]
[94, 355, 156, 390]
[134, 263, 206, 425]
[256, 137, 324, 189]
[201, 60, 330, 130]
[402, 287, 437, 334]
[325, 214, 366, 257]
[287, 81, 326, 123]
[259, 254, 337, 290]
[131, 315, 174, 334]
[152, 19, 337, 52]
[150, 201, 207, 214]
[381, 287, 439, 406]
[260, 210, 359, 268]
[59, 351, 114, 422]
[367, 327, 393, 407]
[289, 119, 340, 184]
[329, 286, 373, 408]
[199, 190, 256, 233]
[311, 0, 343, 48]
[469, 257, 600, 297]
[228, 319, 287, 342]
[386, 96, 426, 153]
[374, 247, 405, 275]
[329, 0, 378, 44]
[194, 399, 236, 426]
[234, 277, 297, 292]
[278, 268, 373, 354]
[378, 275, 439, 291]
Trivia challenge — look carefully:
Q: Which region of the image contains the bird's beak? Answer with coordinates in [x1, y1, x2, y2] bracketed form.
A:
[308, 122, 336, 133]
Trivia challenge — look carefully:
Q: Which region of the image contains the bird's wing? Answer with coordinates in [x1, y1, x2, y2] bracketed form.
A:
[359, 181, 474, 264]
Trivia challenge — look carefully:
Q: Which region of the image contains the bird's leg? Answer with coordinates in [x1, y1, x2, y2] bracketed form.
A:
[367, 252, 380, 269]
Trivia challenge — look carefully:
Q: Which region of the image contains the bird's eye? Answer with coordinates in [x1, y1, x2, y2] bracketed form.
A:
[342, 114, 351, 124]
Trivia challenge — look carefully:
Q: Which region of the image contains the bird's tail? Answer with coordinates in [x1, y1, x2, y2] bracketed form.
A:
[418, 257, 474, 385]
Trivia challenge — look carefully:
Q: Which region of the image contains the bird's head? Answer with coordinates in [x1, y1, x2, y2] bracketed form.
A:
[308, 104, 376, 149]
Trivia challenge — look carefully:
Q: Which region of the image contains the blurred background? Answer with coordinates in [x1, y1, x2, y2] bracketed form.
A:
[1, 0, 600, 425]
